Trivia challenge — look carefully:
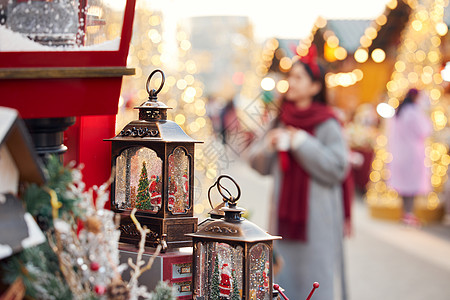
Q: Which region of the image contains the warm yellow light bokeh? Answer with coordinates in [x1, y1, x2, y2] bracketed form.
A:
[334, 47, 347, 60]
[279, 57, 293, 71]
[261, 77, 276, 91]
[412, 20, 423, 31]
[386, 0, 398, 10]
[175, 114, 186, 125]
[360, 35, 372, 48]
[395, 61, 406, 72]
[365, 27, 378, 39]
[376, 14, 388, 26]
[354, 48, 369, 63]
[315, 16, 327, 28]
[326, 35, 340, 48]
[435, 22, 448, 36]
[276, 80, 289, 93]
[371, 48, 386, 63]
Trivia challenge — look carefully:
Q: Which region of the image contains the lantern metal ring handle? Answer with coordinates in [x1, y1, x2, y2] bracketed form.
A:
[207, 180, 232, 209]
[207, 175, 241, 208]
[146, 69, 165, 98]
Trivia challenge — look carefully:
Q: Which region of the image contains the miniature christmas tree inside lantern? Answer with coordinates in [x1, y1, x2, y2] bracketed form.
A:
[187, 175, 281, 299]
[106, 69, 200, 251]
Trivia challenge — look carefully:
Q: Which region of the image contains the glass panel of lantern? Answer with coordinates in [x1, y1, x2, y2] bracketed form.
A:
[187, 175, 281, 299]
[194, 241, 244, 299]
[114, 147, 163, 212]
[106, 69, 200, 250]
[249, 243, 271, 299]
[168, 147, 190, 214]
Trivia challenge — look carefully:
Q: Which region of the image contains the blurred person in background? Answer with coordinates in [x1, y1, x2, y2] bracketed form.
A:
[387, 88, 432, 227]
[247, 46, 351, 300]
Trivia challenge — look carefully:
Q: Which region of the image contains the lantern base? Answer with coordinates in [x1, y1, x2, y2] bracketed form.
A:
[118, 214, 198, 251]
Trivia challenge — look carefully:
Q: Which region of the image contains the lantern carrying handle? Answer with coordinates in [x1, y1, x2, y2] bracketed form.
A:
[207, 180, 232, 209]
[146, 69, 165, 98]
[217, 175, 241, 204]
[207, 175, 241, 208]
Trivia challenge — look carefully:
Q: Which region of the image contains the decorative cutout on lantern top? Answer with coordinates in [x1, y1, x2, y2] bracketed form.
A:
[168, 147, 190, 214]
[249, 243, 270, 300]
[194, 241, 243, 299]
[114, 147, 162, 213]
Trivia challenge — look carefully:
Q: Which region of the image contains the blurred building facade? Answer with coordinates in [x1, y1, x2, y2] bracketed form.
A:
[183, 16, 257, 100]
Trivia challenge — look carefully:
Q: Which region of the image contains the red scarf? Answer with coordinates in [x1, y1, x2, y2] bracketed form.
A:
[277, 101, 351, 241]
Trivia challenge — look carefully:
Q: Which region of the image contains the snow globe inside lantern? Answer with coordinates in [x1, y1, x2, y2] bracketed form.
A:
[187, 175, 281, 300]
[105, 69, 200, 251]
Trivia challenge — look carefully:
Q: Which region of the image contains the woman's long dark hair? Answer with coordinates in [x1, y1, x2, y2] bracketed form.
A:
[303, 61, 327, 104]
[281, 60, 327, 105]
[396, 88, 418, 117]
[274, 60, 327, 126]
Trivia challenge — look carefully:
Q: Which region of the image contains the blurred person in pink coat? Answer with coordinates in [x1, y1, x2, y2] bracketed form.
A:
[388, 88, 432, 226]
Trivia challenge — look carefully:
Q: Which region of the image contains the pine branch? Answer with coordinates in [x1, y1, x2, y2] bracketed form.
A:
[151, 281, 176, 300]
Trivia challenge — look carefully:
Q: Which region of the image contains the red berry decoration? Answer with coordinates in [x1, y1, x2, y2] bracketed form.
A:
[306, 282, 320, 300]
[90, 262, 100, 271]
[95, 285, 106, 295]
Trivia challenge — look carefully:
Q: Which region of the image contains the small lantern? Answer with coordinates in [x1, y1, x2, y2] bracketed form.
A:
[187, 175, 281, 300]
[106, 69, 200, 250]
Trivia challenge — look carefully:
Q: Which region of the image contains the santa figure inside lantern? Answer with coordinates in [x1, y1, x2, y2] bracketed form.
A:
[219, 263, 232, 298]
[148, 174, 162, 212]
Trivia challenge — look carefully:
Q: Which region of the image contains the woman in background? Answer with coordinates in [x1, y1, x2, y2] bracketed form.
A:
[247, 47, 350, 300]
[388, 88, 432, 226]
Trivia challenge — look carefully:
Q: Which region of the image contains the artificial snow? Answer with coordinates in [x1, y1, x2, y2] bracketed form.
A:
[0, 25, 120, 52]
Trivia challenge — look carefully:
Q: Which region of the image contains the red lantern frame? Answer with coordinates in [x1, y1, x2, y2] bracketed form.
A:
[0, 0, 137, 191]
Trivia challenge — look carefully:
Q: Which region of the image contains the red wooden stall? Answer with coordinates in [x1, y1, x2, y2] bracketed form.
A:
[0, 0, 136, 196]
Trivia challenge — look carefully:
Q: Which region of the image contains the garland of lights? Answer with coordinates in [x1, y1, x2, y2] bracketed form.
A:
[117, 3, 216, 217]
[366, 0, 449, 216]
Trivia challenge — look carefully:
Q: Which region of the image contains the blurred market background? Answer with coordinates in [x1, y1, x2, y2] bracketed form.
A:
[102, 0, 450, 298]
[109, 0, 450, 224]
[0, 0, 450, 300]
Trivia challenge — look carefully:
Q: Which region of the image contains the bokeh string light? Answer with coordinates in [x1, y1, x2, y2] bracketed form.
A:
[117, 2, 211, 137]
[366, 0, 449, 218]
[117, 3, 266, 218]
[115, 2, 219, 218]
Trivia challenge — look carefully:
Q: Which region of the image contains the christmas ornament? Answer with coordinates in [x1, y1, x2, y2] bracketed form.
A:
[94, 285, 106, 295]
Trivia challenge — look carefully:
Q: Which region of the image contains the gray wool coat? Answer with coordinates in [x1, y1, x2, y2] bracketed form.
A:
[247, 118, 348, 300]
